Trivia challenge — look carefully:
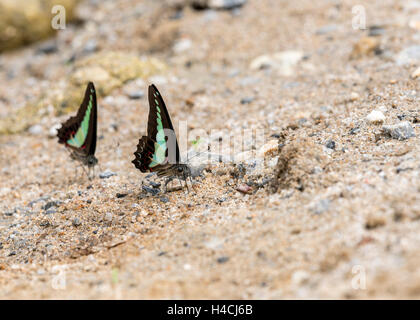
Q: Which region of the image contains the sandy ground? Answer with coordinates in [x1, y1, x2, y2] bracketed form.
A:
[1, 0, 420, 299]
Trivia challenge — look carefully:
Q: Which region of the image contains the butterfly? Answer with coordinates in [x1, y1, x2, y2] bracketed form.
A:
[132, 84, 192, 191]
[57, 82, 98, 178]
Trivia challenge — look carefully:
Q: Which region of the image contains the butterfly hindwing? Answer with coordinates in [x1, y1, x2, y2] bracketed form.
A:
[57, 82, 97, 157]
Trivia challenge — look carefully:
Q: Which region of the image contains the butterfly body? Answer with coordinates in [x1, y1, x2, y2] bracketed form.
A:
[57, 82, 98, 175]
[132, 85, 191, 191]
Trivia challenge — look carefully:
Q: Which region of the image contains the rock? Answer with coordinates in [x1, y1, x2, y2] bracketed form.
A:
[240, 96, 254, 104]
[36, 40, 58, 54]
[249, 51, 304, 76]
[173, 38, 192, 53]
[291, 270, 310, 285]
[311, 199, 330, 215]
[350, 36, 380, 59]
[160, 196, 169, 203]
[366, 110, 385, 124]
[104, 212, 113, 222]
[0, 0, 79, 52]
[4, 210, 14, 217]
[116, 193, 128, 198]
[382, 121, 415, 140]
[395, 45, 420, 66]
[99, 171, 117, 179]
[192, 0, 246, 10]
[217, 256, 229, 263]
[72, 218, 81, 227]
[236, 184, 253, 194]
[142, 185, 160, 196]
[257, 139, 278, 158]
[349, 92, 360, 101]
[43, 201, 60, 210]
[411, 67, 420, 79]
[325, 140, 335, 150]
[368, 25, 386, 36]
[315, 24, 338, 35]
[28, 124, 43, 135]
[45, 208, 56, 215]
[127, 90, 145, 100]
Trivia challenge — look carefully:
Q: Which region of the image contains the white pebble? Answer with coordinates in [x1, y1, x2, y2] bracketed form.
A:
[366, 110, 385, 124]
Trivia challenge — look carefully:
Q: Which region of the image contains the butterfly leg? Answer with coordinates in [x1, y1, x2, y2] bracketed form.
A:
[189, 176, 196, 192]
[164, 176, 174, 193]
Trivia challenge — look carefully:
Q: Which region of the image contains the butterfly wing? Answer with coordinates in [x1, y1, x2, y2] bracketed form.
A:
[57, 82, 97, 157]
[132, 84, 180, 173]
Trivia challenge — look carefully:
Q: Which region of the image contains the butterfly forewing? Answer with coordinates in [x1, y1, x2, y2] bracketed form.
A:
[57, 82, 97, 157]
[132, 84, 181, 174]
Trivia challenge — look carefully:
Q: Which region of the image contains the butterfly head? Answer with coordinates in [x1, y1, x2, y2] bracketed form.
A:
[175, 164, 191, 179]
[86, 155, 98, 168]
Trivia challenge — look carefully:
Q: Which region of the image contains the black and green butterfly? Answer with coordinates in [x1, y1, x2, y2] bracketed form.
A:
[132, 84, 191, 191]
[57, 82, 98, 178]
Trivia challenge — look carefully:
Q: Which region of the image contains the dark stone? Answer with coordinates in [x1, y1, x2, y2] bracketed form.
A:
[326, 140, 336, 150]
[149, 181, 161, 188]
[240, 96, 254, 104]
[128, 90, 145, 100]
[43, 201, 60, 210]
[45, 208, 56, 215]
[217, 256, 229, 264]
[72, 218, 81, 227]
[116, 193, 128, 198]
[142, 185, 159, 196]
[99, 171, 117, 179]
[160, 196, 169, 203]
[349, 127, 360, 135]
[37, 40, 58, 54]
[4, 210, 14, 217]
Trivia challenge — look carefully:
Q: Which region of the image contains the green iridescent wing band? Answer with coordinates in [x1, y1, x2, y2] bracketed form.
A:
[147, 85, 179, 168]
[66, 91, 94, 148]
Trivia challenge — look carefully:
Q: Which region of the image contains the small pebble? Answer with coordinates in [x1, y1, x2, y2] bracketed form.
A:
[207, 0, 247, 10]
[325, 140, 336, 150]
[116, 193, 128, 198]
[160, 196, 169, 203]
[411, 66, 420, 79]
[72, 218, 81, 227]
[382, 121, 415, 140]
[127, 91, 144, 100]
[28, 124, 43, 135]
[236, 184, 253, 194]
[240, 96, 254, 104]
[45, 208, 57, 215]
[217, 256, 229, 264]
[311, 199, 330, 215]
[142, 185, 160, 196]
[99, 171, 117, 179]
[349, 92, 359, 101]
[148, 181, 161, 188]
[37, 40, 58, 54]
[104, 212, 113, 222]
[43, 201, 60, 210]
[366, 110, 385, 124]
